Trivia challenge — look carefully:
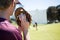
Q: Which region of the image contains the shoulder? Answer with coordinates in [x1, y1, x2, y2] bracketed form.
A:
[0, 20, 22, 40]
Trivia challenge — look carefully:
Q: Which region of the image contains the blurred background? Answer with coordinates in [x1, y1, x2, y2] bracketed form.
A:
[10, 0, 60, 40]
[10, 0, 60, 24]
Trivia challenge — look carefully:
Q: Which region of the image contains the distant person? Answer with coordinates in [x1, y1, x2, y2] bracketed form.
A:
[35, 22, 38, 30]
[33, 22, 38, 30]
[0, 0, 31, 40]
[15, 7, 32, 40]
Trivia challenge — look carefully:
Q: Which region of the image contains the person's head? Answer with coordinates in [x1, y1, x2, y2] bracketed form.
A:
[15, 7, 32, 26]
[0, 0, 20, 17]
[0, 0, 13, 10]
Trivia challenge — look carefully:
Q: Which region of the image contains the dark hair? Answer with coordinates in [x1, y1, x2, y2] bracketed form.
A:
[15, 7, 32, 26]
[0, 0, 13, 10]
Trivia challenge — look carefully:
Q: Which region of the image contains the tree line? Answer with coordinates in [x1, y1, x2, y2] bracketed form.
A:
[47, 5, 60, 24]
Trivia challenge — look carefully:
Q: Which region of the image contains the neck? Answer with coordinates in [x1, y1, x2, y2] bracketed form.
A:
[0, 11, 10, 21]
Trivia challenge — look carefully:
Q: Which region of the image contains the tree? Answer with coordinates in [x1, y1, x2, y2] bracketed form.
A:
[56, 5, 60, 22]
[47, 6, 58, 23]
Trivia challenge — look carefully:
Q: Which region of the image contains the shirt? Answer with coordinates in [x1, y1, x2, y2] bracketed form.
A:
[0, 18, 22, 40]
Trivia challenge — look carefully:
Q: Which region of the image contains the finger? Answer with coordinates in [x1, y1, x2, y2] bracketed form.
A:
[21, 14, 26, 21]
[24, 14, 26, 20]
[21, 20, 29, 28]
[18, 15, 22, 20]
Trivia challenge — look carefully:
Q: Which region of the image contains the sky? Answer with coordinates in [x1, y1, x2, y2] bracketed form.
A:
[18, 0, 60, 11]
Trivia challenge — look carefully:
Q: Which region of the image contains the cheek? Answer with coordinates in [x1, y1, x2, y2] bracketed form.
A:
[10, 5, 15, 15]
[11, 3, 15, 11]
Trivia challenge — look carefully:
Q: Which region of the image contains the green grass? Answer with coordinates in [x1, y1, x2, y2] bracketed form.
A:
[29, 23, 60, 40]
[12, 21, 60, 40]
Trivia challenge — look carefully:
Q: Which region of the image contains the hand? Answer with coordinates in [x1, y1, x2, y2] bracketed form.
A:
[19, 14, 29, 31]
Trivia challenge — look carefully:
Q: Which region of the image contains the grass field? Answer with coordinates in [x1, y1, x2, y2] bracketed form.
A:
[29, 23, 60, 40]
[12, 21, 60, 40]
